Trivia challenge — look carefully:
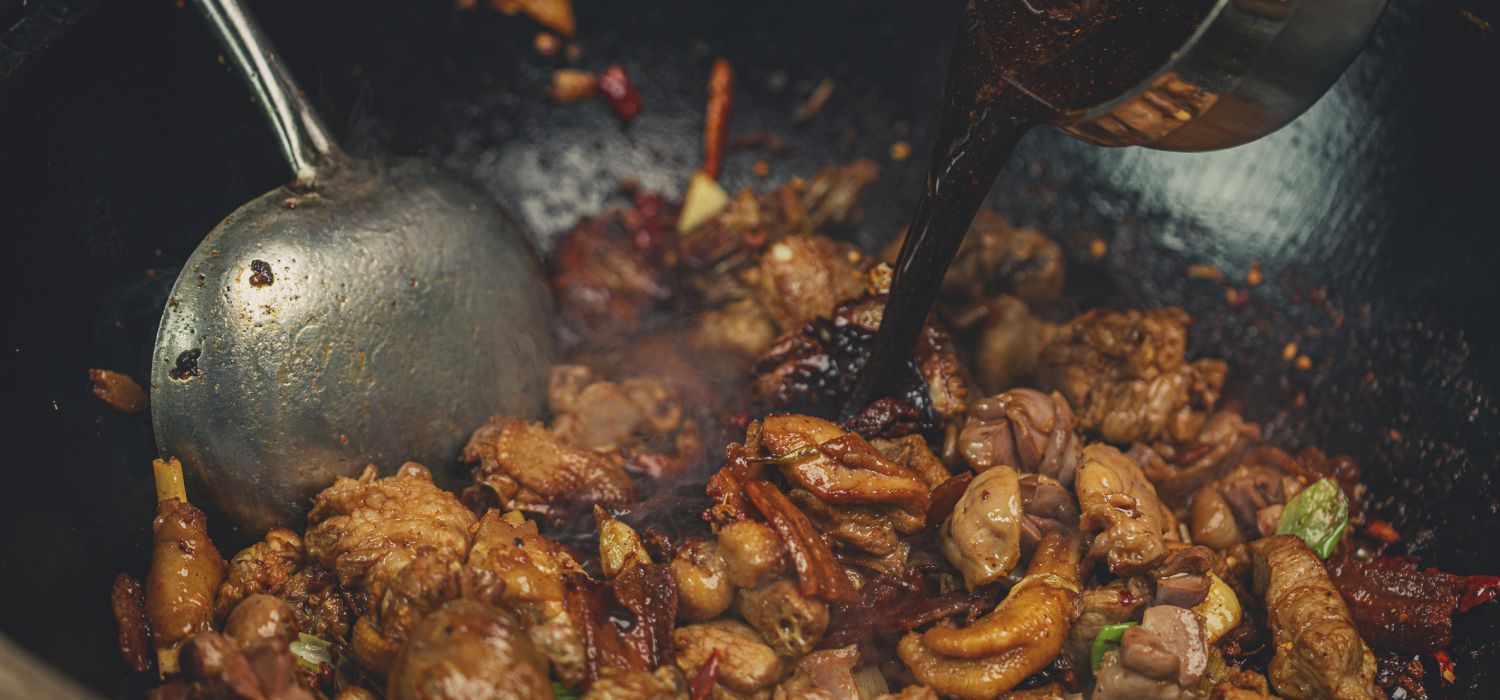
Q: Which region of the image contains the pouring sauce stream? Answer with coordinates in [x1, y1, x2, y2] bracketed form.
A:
[845, 0, 1215, 416]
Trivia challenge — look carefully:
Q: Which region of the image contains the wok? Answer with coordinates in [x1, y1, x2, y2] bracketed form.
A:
[1, 0, 1497, 695]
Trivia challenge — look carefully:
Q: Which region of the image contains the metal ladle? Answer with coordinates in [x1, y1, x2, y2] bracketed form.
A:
[151, 0, 553, 533]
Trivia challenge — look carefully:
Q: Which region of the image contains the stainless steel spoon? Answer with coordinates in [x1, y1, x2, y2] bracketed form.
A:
[151, 0, 554, 533]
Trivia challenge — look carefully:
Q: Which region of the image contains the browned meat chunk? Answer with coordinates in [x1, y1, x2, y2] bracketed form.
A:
[668, 538, 734, 622]
[898, 532, 1082, 700]
[581, 667, 688, 700]
[111, 573, 151, 673]
[462, 416, 635, 515]
[1210, 668, 1282, 699]
[715, 520, 787, 589]
[548, 365, 685, 452]
[940, 465, 1022, 589]
[170, 595, 313, 700]
[386, 599, 552, 700]
[937, 210, 1066, 307]
[1327, 556, 1460, 653]
[1038, 308, 1227, 444]
[750, 234, 870, 331]
[147, 498, 227, 674]
[1151, 545, 1222, 609]
[760, 414, 931, 515]
[674, 620, 783, 697]
[734, 578, 831, 657]
[959, 388, 1082, 486]
[1135, 408, 1261, 506]
[965, 295, 1057, 394]
[305, 463, 475, 589]
[549, 203, 674, 343]
[1076, 444, 1178, 575]
[1251, 535, 1380, 700]
[772, 644, 861, 700]
[214, 529, 304, 624]
[691, 298, 779, 362]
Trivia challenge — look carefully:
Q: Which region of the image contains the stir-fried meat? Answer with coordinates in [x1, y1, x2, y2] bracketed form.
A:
[581, 667, 689, 699]
[1151, 545, 1222, 608]
[1189, 481, 1243, 552]
[1076, 444, 1178, 575]
[353, 545, 465, 676]
[1064, 577, 1149, 668]
[1327, 556, 1460, 653]
[798, 159, 881, 232]
[1095, 604, 1214, 699]
[674, 620, 783, 697]
[750, 234, 870, 332]
[872, 434, 953, 489]
[936, 210, 1066, 307]
[715, 520, 787, 590]
[549, 201, 676, 344]
[148, 498, 228, 672]
[167, 595, 312, 700]
[610, 562, 680, 672]
[771, 644, 861, 700]
[761, 414, 931, 514]
[959, 389, 1082, 487]
[111, 573, 151, 674]
[898, 532, 1082, 700]
[1038, 308, 1227, 444]
[1092, 651, 1187, 700]
[1209, 668, 1281, 700]
[278, 566, 352, 642]
[734, 578, 831, 657]
[1018, 474, 1079, 552]
[791, 490, 909, 565]
[386, 599, 552, 700]
[1251, 535, 1380, 700]
[548, 365, 685, 452]
[1136, 408, 1261, 507]
[465, 510, 586, 684]
[741, 479, 856, 602]
[669, 538, 735, 622]
[692, 298, 780, 363]
[305, 463, 475, 590]
[881, 687, 942, 700]
[948, 294, 1057, 395]
[1190, 449, 1311, 551]
[214, 529, 304, 624]
[462, 415, 635, 515]
[940, 465, 1022, 589]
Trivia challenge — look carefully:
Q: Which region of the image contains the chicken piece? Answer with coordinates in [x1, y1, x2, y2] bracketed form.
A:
[997, 684, 1078, 700]
[305, 463, 476, 589]
[353, 545, 465, 676]
[581, 667, 688, 700]
[761, 413, 931, 515]
[960, 295, 1056, 395]
[937, 210, 1066, 307]
[548, 365, 684, 452]
[1064, 578, 1150, 668]
[669, 538, 734, 621]
[175, 629, 316, 700]
[716, 520, 787, 589]
[1123, 606, 1209, 687]
[940, 465, 1022, 590]
[734, 578, 830, 657]
[1209, 668, 1281, 700]
[751, 234, 870, 332]
[549, 204, 674, 343]
[1151, 545, 1222, 609]
[278, 566, 351, 642]
[214, 529, 305, 624]
[461, 415, 635, 514]
[959, 389, 1082, 487]
[692, 298, 780, 363]
[88, 368, 149, 413]
[147, 498, 227, 674]
[386, 599, 552, 700]
[872, 434, 953, 489]
[799, 159, 881, 232]
[111, 573, 151, 674]
[1092, 651, 1189, 700]
[1137, 409, 1261, 506]
[222, 595, 297, 647]
[1076, 444, 1178, 575]
[465, 510, 586, 685]
[898, 532, 1082, 700]
[674, 620, 783, 697]
[1038, 308, 1227, 444]
[1251, 535, 1380, 700]
[771, 645, 861, 700]
[740, 479, 856, 602]
[791, 490, 908, 563]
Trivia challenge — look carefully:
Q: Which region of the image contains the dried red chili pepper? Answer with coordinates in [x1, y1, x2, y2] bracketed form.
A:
[689, 649, 723, 700]
[1433, 650, 1455, 685]
[703, 58, 734, 179]
[599, 63, 643, 124]
[742, 479, 857, 602]
[1457, 574, 1500, 613]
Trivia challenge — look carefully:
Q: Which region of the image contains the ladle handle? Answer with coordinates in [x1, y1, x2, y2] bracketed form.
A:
[192, 0, 338, 183]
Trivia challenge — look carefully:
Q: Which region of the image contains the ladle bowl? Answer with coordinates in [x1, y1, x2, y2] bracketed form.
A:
[150, 0, 553, 533]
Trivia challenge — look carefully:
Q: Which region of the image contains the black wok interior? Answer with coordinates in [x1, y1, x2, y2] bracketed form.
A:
[2, 0, 1497, 695]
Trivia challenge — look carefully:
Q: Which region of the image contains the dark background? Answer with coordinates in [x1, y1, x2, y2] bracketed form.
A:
[1, 0, 1497, 695]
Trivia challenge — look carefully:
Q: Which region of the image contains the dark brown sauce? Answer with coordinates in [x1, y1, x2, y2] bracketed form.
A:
[845, 0, 1212, 415]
